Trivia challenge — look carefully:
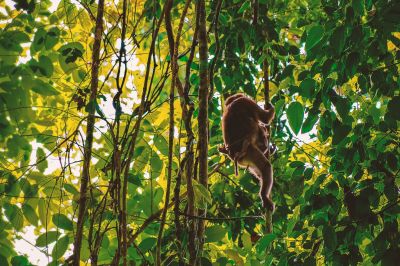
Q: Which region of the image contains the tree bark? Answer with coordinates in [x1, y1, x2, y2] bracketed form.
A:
[72, 0, 105, 265]
[196, 0, 209, 259]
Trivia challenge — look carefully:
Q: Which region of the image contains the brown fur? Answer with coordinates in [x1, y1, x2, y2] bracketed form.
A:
[219, 94, 275, 211]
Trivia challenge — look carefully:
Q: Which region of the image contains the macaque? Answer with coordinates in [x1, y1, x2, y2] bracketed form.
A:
[219, 93, 275, 211]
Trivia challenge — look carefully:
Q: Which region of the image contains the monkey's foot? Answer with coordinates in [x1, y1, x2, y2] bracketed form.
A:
[218, 145, 229, 154]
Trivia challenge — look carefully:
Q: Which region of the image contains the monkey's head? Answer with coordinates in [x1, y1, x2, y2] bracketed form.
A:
[225, 93, 246, 107]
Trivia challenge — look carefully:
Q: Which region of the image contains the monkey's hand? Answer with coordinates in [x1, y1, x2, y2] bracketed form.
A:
[264, 102, 275, 123]
[264, 102, 274, 111]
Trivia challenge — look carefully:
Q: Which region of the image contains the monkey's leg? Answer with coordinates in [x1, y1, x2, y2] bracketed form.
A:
[232, 138, 252, 176]
[245, 145, 275, 212]
[257, 124, 269, 154]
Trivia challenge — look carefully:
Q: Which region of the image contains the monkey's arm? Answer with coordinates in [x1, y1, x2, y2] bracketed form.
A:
[243, 99, 274, 125]
[236, 97, 275, 125]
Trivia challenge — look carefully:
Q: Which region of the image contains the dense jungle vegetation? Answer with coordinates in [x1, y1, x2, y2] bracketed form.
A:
[0, 0, 399, 265]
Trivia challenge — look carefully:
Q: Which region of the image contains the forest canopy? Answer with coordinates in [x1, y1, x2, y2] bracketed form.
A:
[0, 0, 399, 265]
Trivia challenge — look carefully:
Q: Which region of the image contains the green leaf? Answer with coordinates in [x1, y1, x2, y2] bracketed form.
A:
[149, 153, 163, 174]
[7, 134, 31, 158]
[36, 147, 48, 172]
[306, 25, 324, 51]
[52, 214, 73, 231]
[257, 234, 276, 253]
[274, 99, 285, 117]
[333, 96, 351, 120]
[38, 198, 48, 226]
[127, 173, 142, 187]
[31, 28, 46, 53]
[290, 161, 304, 168]
[304, 167, 314, 180]
[238, 1, 251, 14]
[64, 184, 79, 195]
[43, 186, 62, 198]
[20, 179, 37, 196]
[36, 231, 60, 247]
[302, 111, 319, 133]
[0, 30, 23, 52]
[95, 101, 106, 118]
[332, 120, 351, 145]
[133, 143, 150, 170]
[31, 79, 59, 96]
[352, 0, 364, 15]
[11, 256, 30, 266]
[10, 30, 30, 43]
[331, 26, 346, 55]
[154, 135, 169, 156]
[45, 27, 60, 49]
[0, 255, 8, 266]
[368, 105, 381, 124]
[205, 225, 226, 242]
[286, 217, 297, 235]
[138, 237, 157, 252]
[58, 42, 85, 73]
[279, 65, 295, 81]
[287, 102, 304, 135]
[58, 42, 84, 63]
[29, 56, 53, 77]
[4, 203, 24, 230]
[80, 237, 90, 262]
[38, 56, 54, 77]
[299, 78, 316, 98]
[194, 182, 212, 205]
[242, 232, 252, 251]
[277, 256, 288, 266]
[85, 99, 95, 113]
[22, 204, 38, 226]
[142, 186, 163, 217]
[52, 235, 69, 260]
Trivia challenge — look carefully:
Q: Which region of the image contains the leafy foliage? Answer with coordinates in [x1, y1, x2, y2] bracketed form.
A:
[0, 0, 399, 265]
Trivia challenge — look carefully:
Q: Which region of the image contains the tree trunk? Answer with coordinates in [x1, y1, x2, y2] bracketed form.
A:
[72, 0, 105, 265]
[196, 0, 209, 260]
